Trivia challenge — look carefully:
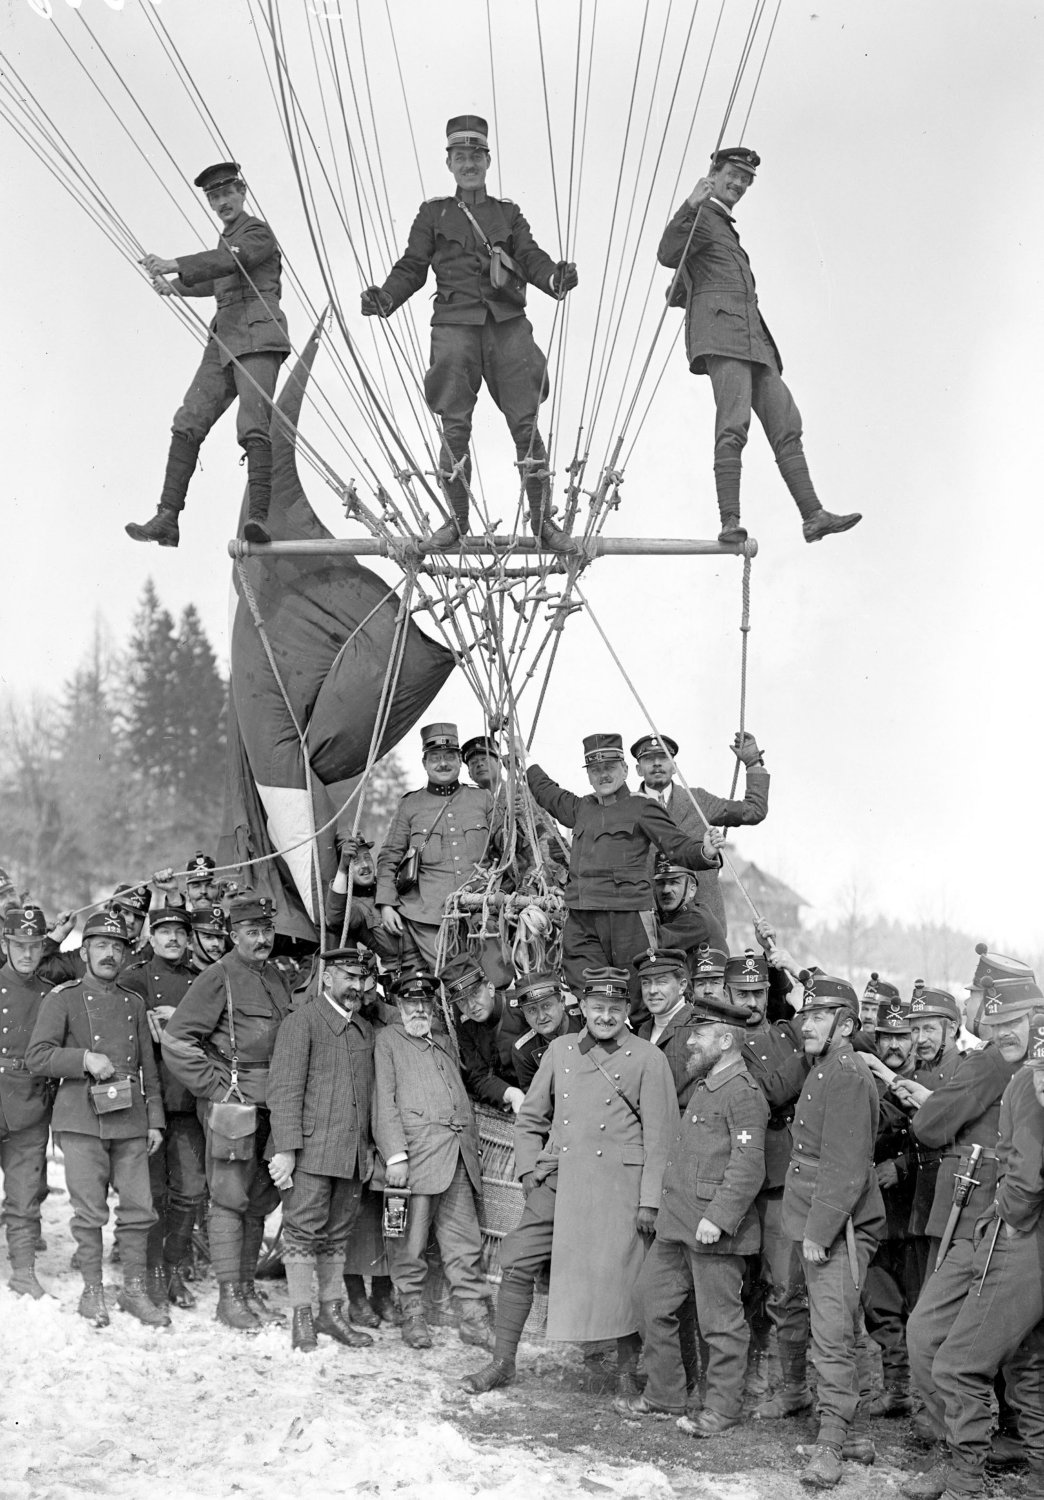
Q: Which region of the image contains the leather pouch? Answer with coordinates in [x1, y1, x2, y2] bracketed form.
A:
[89, 1077, 133, 1114]
[208, 1100, 257, 1161]
[394, 847, 421, 896]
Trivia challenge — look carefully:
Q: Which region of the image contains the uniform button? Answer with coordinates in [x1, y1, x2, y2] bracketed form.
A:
[564, 1068, 570, 1073]
[596, 1150, 602, 1156]
[563, 1092, 568, 1098]
[563, 1120, 569, 1125]
[562, 1145, 568, 1151]
[817, 1072, 823, 1079]
[605, 1098, 611, 1105]
[599, 1123, 606, 1131]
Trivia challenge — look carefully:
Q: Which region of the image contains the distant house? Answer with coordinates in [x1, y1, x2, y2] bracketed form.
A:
[720, 846, 809, 954]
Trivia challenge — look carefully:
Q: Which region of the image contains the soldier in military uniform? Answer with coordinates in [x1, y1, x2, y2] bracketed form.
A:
[109, 883, 155, 964]
[325, 835, 398, 964]
[267, 948, 377, 1354]
[362, 115, 577, 551]
[25, 911, 168, 1329]
[781, 974, 885, 1488]
[633, 731, 769, 940]
[657, 145, 860, 546]
[161, 893, 291, 1331]
[633, 948, 700, 1105]
[862, 998, 920, 1417]
[524, 732, 723, 999]
[727, 947, 812, 1416]
[0, 904, 57, 1297]
[653, 856, 726, 967]
[376, 722, 510, 986]
[439, 951, 525, 1112]
[121, 905, 206, 1310]
[860, 972, 901, 1032]
[904, 978, 1037, 1484]
[509, 970, 584, 1092]
[462, 967, 678, 1397]
[127, 161, 291, 548]
[188, 903, 231, 973]
[184, 851, 221, 912]
[627, 991, 767, 1431]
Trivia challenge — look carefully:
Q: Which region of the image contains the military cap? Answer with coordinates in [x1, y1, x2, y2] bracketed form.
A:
[321, 947, 376, 978]
[653, 854, 690, 883]
[690, 994, 755, 1026]
[3, 904, 47, 940]
[581, 966, 630, 1002]
[630, 733, 679, 761]
[185, 851, 216, 878]
[110, 883, 153, 917]
[83, 910, 130, 943]
[228, 892, 276, 925]
[583, 733, 625, 765]
[875, 1000, 912, 1034]
[420, 722, 459, 751]
[391, 966, 438, 1002]
[510, 970, 565, 1011]
[192, 904, 229, 936]
[460, 735, 500, 765]
[150, 905, 192, 932]
[802, 972, 859, 1015]
[725, 950, 770, 989]
[980, 977, 1044, 1026]
[864, 972, 901, 1004]
[633, 947, 689, 981]
[1023, 1019, 1044, 1070]
[693, 943, 729, 979]
[446, 115, 489, 152]
[711, 145, 760, 177]
[971, 943, 1035, 989]
[908, 987, 961, 1026]
[193, 161, 243, 193]
[439, 951, 488, 1001]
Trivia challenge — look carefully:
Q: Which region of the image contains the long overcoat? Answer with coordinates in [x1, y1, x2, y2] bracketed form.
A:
[515, 1029, 678, 1341]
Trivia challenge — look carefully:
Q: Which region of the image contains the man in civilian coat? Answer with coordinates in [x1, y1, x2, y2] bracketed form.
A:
[523, 732, 724, 999]
[26, 910, 167, 1329]
[462, 967, 678, 1397]
[634, 731, 769, 940]
[127, 160, 291, 547]
[782, 974, 885, 1489]
[0, 904, 58, 1298]
[627, 991, 767, 1430]
[371, 967, 492, 1352]
[633, 947, 701, 1106]
[162, 892, 291, 1331]
[657, 145, 860, 546]
[267, 947, 377, 1353]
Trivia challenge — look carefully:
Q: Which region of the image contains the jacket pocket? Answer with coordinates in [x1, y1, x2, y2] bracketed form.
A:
[622, 1146, 645, 1166]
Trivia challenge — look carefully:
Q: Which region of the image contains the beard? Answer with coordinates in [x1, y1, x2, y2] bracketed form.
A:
[401, 1014, 432, 1038]
[685, 1044, 716, 1080]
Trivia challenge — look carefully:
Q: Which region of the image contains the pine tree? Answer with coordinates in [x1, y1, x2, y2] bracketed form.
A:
[54, 617, 126, 904]
[170, 603, 227, 823]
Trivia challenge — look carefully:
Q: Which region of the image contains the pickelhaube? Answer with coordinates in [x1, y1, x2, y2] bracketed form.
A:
[83, 910, 130, 943]
[510, 970, 565, 1011]
[725, 950, 770, 989]
[583, 733, 624, 765]
[581, 966, 630, 1002]
[711, 145, 760, 176]
[632, 947, 689, 981]
[693, 943, 729, 979]
[2, 904, 47, 940]
[193, 161, 242, 193]
[630, 733, 679, 760]
[446, 115, 489, 152]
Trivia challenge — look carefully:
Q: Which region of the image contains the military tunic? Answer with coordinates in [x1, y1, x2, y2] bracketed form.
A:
[456, 993, 526, 1107]
[907, 1044, 965, 1237]
[638, 1055, 767, 1416]
[862, 1065, 921, 1388]
[0, 962, 55, 1268]
[512, 1008, 584, 1093]
[639, 1001, 702, 1108]
[510, 1029, 678, 1341]
[782, 1043, 885, 1445]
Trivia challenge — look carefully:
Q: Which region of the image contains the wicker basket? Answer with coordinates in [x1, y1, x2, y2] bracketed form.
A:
[475, 1103, 547, 1335]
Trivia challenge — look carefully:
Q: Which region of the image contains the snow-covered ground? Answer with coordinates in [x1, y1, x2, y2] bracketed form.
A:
[0, 1164, 917, 1500]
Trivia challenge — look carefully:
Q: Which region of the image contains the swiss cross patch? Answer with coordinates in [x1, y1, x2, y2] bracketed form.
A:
[737, 1130, 753, 1146]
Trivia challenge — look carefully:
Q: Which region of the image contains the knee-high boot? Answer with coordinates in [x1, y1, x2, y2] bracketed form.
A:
[243, 437, 272, 544]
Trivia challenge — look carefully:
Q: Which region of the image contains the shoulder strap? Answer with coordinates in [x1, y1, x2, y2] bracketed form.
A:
[417, 794, 453, 853]
[219, 966, 245, 1103]
[456, 199, 493, 254]
[588, 1049, 642, 1125]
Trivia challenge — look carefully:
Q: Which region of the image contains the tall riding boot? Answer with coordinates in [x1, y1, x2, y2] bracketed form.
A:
[460, 1268, 533, 1391]
[776, 453, 861, 542]
[615, 1331, 642, 1402]
[525, 470, 576, 555]
[243, 437, 273, 544]
[428, 449, 471, 549]
[125, 432, 200, 546]
[163, 1199, 201, 1308]
[714, 458, 747, 544]
[145, 1213, 168, 1307]
[756, 1339, 813, 1418]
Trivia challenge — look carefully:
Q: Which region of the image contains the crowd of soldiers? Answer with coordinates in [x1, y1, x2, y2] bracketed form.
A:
[2, 722, 1043, 1500]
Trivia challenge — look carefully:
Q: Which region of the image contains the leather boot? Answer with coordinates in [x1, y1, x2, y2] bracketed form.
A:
[526, 487, 576, 555]
[756, 1342, 813, 1419]
[400, 1295, 433, 1349]
[145, 1265, 168, 1309]
[315, 1300, 374, 1348]
[9, 1262, 48, 1300]
[460, 1357, 516, 1394]
[458, 1301, 494, 1350]
[427, 495, 470, 550]
[242, 438, 272, 544]
[900, 1461, 951, 1499]
[242, 1279, 286, 1325]
[370, 1277, 402, 1326]
[78, 1283, 110, 1328]
[802, 508, 862, 543]
[745, 1346, 769, 1398]
[343, 1273, 380, 1328]
[125, 432, 199, 545]
[801, 1444, 843, 1489]
[292, 1305, 318, 1353]
[118, 1276, 172, 1327]
[165, 1264, 196, 1309]
[215, 1280, 261, 1332]
[714, 458, 746, 544]
[866, 1381, 915, 1417]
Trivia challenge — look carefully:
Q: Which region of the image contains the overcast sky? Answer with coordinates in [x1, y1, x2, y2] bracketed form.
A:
[3, 0, 1043, 960]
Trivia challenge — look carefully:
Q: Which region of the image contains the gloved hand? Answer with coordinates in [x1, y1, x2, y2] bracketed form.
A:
[732, 731, 763, 767]
[361, 286, 393, 317]
[551, 261, 578, 297]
